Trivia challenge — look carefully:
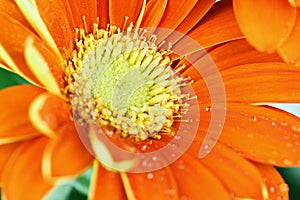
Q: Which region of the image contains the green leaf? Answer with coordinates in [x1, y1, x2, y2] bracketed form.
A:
[0, 68, 29, 89]
[44, 166, 92, 200]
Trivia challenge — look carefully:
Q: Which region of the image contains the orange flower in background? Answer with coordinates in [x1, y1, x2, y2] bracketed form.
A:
[233, 0, 300, 65]
[0, 0, 300, 200]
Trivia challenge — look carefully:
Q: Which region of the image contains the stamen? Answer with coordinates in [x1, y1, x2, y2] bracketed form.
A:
[65, 24, 192, 140]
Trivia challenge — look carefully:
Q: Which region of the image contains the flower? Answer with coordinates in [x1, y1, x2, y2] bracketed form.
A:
[233, 0, 300, 65]
[0, 0, 300, 200]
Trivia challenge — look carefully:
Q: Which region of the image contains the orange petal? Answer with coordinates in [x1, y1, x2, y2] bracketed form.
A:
[0, 12, 65, 88]
[188, 0, 243, 48]
[208, 39, 283, 72]
[97, 0, 109, 28]
[219, 103, 300, 167]
[29, 92, 70, 137]
[67, 0, 97, 33]
[2, 137, 53, 200]
[140, 0, 167, 27]
[42, 122, 93, 181]
[158, 0, 197, 30]
[278, 11, 300, 65]
[253, 162, 289, 199]
[175, 0, 215, 34]
[0, 142, 21, 182]
[35, 0, 74, 53]
[0, 85, 44, 144]
[171, 153, 231, 199]
[109, 0, 144, 28]
[89, 162, 126, 200]
[222, 62, 300, 103]
[0, 0, 32, 30]
[289, 0, 300, 7]
[121, 166, 179, 199]
[233, 0, 297, 52]
[188, 143, 267, 199]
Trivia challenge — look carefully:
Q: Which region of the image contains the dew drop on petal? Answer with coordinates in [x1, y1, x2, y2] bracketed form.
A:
[285, 142, 293, 148]
[278, 183, 289, 193]
[147, 173, 154, 179]
[282, 159, 293, 166]
[269, 186, 276, 193]
[251, 116, 257, 122]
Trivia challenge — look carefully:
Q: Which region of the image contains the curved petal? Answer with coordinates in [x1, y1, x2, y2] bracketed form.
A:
[0, 142, 21, 182]
[35, 0, 74, 53]
[253, 162, 289, 199]
[89, 162, 126, 200]
[0, 0, 32, 30]
[109, 0, 144, 28]
[208, 39, 283, 72]
[188, 143, 268, 199]
[233, 0, 297, 52]
[222, 62, 300, 103]
[171, 153, 231, 199]
[2, 137, 53, 200]
[67, 0, 97, 33]
[29, 92, 70, 137]
[219, 103, 300, 167]
[0, 85, 44, 144]
[121, 166, 179, 199]
[278, 11, 300, 65]
[158, 0, 197, 30]
[175, 0, 215, 34]
[42, 122, 93, 181]
[0, 12, 65, 88]
[140, 0, 167, 27]
[188, 0, 243, 48]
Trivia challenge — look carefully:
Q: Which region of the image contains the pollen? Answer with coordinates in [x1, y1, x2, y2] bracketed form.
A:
[64, 21, 192, 140]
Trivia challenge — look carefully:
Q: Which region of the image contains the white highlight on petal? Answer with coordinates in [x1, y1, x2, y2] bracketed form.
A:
[15, 0, 63, 61]
[24, 37, 61, 96]
[29, 93, 56, 138]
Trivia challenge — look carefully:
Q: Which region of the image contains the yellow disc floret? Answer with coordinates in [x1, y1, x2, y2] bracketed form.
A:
[64, 23, 190, 140]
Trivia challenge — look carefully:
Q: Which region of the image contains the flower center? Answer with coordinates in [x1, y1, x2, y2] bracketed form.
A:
[64, 23, 191, 140]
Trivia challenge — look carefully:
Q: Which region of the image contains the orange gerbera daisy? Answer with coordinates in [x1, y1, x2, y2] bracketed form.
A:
[233, 0, 300, 65]
[0, 0, 300, 200]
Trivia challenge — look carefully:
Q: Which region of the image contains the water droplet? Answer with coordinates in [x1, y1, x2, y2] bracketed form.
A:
[147, 173, 154, 179]
[269, 186, 276, 193]
[248, 134, 254, 138]
[268, 159, 276, 165]
[292, 125, 300, 132]
[251, 116, 257, 122]
[174, 135, 181, 140]
[281, 122, 288, 126]
[203, 145, 209, 150]
[152, 156, 157, 161]
[286, 143, 293, 148]
[177, 160, 185, 169]
[271, 122, 276, 126]
[167, 189, 176, 196]
[283, 159, 293, 166]
[283, 135, 290, 140]
[279, 183, 289, 193]
[141, 145, 147, 151]
[205, 107, 212, 112]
